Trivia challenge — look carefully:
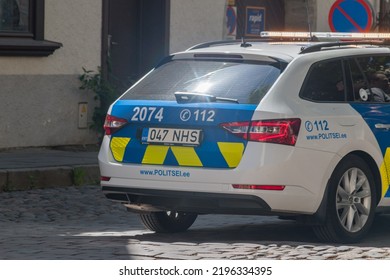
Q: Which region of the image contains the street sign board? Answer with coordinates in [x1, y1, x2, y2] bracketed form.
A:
[226, 6, 237, 37]
[245, 6, 265, 37]
[328, 0, 373, 32]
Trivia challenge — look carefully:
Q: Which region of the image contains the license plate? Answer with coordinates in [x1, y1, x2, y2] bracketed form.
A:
[141, 127, 202, 146]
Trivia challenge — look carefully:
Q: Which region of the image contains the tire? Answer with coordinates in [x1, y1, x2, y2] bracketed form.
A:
[313, 155, 377, 243]
[139, 211, 198, 233]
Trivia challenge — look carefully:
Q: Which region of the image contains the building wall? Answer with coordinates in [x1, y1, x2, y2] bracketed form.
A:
[0, 0, 102, 149]
[169, 0, 320, 53]
[169, 0, 227, 53]
[284, 0, 316, 32]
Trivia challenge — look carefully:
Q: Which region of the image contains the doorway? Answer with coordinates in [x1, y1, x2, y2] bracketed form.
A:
[102, 0, 170, 92]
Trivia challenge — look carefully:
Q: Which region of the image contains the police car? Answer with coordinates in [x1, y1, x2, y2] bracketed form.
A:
[98, 32, 390, 243]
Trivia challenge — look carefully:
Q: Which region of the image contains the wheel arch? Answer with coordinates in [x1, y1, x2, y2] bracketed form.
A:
[311, 150, 382, 225]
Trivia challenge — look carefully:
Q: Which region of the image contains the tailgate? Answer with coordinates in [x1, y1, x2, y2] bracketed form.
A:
[108, 100, 256, 169]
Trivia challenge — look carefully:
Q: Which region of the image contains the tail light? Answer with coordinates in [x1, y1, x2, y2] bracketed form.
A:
[221, 118, 301, 146]
[103, 115, 128, 135]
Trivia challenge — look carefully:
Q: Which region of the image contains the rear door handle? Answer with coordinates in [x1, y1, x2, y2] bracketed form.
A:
[375, 124, 390, 130]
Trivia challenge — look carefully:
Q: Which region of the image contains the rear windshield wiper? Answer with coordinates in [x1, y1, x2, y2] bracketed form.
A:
[174, 92, 239, 104]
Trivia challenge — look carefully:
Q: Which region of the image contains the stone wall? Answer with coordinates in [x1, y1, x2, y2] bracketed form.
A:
[284, 0, 316, 32]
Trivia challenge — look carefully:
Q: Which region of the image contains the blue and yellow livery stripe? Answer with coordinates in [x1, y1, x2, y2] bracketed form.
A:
[170, 146, 203, 167]
[217, 142, 245, 168]
[142, 145, 170, 165]
[109, 138, 245, 169]
[108, 101, 256, 169]
[350, 103, 390, 198]
[109, 137, 131, 162]
[381, 148, 390, 198]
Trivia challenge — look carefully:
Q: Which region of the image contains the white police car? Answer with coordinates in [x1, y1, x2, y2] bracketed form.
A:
[98, 32, 390, 243]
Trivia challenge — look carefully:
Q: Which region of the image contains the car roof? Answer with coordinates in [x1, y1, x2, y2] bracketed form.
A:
[174, 33, 390, 63]
[185, 42, 305, 62]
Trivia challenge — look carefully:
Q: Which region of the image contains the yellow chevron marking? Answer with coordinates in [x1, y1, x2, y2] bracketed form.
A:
[142, 145, 170, 164]
[218, 142, 245, 168]
[380, 148, 390, 198]
[170, 146, 203, 167]
[110, 137, 131, 162]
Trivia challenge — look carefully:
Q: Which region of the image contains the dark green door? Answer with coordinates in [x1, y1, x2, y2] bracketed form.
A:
[104, 0, 169, 92]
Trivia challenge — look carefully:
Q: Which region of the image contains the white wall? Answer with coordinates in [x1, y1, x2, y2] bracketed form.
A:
[0, 0, 102, 149]
[0, 0, 101, 75]
[169, 0, 227, 53]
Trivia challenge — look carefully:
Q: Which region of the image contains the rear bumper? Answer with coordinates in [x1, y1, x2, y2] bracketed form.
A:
[102, 186, 277, 215]
[99, 135, 341, 214]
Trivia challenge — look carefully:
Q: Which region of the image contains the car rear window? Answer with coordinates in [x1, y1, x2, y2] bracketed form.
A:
[120, 59, 282, 104]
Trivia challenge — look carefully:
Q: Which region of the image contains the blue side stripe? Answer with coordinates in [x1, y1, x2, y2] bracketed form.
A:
[350, 103, 390, 155]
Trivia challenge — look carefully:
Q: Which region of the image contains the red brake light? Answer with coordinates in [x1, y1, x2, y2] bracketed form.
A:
[103, 115, 128, 135]
[233, 184, 285, 191]
[221, 118, 301, 146]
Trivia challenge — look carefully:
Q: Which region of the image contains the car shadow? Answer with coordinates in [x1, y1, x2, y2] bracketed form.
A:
[131, 214, 390, 247]
[3, 214, 389, 259]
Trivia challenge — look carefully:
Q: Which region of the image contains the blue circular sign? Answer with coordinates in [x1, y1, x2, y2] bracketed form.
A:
[226, 6, 237, 35]
[328, 0, 373, 32]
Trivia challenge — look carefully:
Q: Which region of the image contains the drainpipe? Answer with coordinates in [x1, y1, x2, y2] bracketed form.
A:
[375, 0, 380, 31]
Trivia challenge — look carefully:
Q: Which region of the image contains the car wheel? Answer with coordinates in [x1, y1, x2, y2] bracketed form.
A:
[313, 155, 376, 243]
[139, 211, 198, 233]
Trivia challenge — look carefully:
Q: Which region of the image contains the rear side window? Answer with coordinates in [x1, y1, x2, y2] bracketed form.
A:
[121, 59, 282, 104]
[352, 55, 390, 103]
[300, 59, 346, 102]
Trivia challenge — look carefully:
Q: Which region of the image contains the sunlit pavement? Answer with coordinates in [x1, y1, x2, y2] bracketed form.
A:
[1, 185, 390, 260]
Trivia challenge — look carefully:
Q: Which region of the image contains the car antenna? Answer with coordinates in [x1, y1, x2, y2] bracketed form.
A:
[240, 37, 252, 48]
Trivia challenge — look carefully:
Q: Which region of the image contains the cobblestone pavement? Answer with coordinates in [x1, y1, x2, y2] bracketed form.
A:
[1, 185, 390, 260]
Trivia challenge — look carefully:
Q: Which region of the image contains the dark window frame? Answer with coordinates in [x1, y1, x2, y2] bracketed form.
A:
[345, 58, 371, 102]
[299, 58, 348, 103]
[0, 0, 61, 56]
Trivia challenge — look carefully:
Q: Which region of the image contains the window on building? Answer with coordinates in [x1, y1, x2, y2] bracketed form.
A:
[0, 0, 28, 32]
[0, 0, 61, 56]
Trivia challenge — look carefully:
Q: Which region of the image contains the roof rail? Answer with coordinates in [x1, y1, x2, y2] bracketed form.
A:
[186, 33, 390, 52]
[261, 31, 390, 41]
[187, 38, 270, 51]
[299, 40, 386, 54]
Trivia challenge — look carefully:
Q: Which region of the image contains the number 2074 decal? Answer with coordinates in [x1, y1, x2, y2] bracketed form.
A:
[131, 107, 164, 122]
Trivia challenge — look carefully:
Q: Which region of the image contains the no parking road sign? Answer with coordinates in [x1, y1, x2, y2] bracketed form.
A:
[328, 0, 374, 32]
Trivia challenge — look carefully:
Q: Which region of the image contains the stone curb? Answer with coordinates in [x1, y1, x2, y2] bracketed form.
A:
[0, 165, 100, 192]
